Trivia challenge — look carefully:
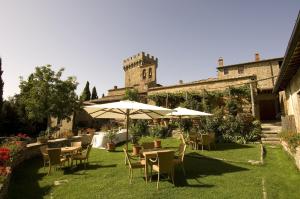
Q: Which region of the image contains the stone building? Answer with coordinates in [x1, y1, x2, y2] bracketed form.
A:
[274, 12, 300, 132]
[89, 51, 283, 121]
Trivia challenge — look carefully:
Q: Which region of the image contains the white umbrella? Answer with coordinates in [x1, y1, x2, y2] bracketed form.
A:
[166, 107, 212, 118]
[84, 100, 173, 149]
[166, 107, 212, 136]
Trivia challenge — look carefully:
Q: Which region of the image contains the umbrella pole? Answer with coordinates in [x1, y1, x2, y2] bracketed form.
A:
[126, 109, 129, 150]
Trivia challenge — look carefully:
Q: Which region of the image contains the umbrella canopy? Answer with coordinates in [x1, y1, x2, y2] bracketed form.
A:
[166, 107, 212, 118]
[166, 107, 212, 137]
[84, 100, 173, 149]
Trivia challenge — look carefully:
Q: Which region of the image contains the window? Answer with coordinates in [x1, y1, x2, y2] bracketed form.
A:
[149, 68, 152, 78]
[224, 68, 229, 75]
[142, 69, 146, 79]
[238, 66, 244, 74]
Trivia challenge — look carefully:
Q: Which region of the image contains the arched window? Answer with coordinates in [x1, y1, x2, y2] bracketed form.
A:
[142, 69, 146, 79]
[149, 68, 152, 78]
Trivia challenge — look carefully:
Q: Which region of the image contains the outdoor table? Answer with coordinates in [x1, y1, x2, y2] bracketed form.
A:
[61, 146, 81, 166]
[142, 149, 174, 183]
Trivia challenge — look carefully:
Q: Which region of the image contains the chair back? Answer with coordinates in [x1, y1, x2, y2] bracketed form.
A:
[157, 151, 174, 173]
[71, 141, 82, 147]
[200, 134, 210, 145]
[178, 143, 187, 162]
[81, 144, 92, 158]
[40, 145, 48, 155]
[141, 142, 155, 150]
[123, 148, 133, 168]
[208, 132, 215, 143]
[47, 148, 62, 165]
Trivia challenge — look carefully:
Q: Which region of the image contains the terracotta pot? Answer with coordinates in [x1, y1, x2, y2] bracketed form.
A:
[132, 145, 141, 156]
[106, 142, 115, 151]
[154, 140, 161, 148]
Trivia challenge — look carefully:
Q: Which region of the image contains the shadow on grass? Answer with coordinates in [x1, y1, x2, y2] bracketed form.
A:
[8, 157, 52, 199]
[173, 152, 249, 187]
[63, 163, 117, 175]
[212, 143, 254, 151]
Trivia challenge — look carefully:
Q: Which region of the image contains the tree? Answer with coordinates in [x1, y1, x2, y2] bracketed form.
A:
[18, 65, 79, 129]
[91, 86, 98, 99]
[0, 57, 3, 110]
[123, 88, 139, 101]
[80, 81, 91, 101]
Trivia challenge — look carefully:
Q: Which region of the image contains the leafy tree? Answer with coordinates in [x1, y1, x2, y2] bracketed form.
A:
[80, 81, 91, 101]
[91, 86, 98, 99]
[123, 88, 139, 101]
[0, 57, 3, 110]
[18, 65, 79, 129]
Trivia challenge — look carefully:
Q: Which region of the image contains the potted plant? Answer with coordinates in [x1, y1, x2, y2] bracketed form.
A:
[106, 130, 117, 151]
[150, 125, 163, 148]
[129, 124, 142, 155]
[37, 131, 48, 144]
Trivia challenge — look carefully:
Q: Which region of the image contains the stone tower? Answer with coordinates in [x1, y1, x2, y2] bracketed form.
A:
[123, 52, 158, 92]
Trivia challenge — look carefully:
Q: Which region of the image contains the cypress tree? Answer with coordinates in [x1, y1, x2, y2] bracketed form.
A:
[91, 86, 98, 99]
[80, 81, 91, 101]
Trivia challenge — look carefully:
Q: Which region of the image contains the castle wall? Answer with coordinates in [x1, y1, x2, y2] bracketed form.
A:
[218, 59, 281, 90]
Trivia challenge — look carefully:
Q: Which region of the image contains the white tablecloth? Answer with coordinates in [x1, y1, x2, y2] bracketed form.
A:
[92, 129, 128, 149]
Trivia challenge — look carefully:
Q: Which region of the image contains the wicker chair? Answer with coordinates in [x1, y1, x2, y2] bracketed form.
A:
[150, 151, 175, 189]
[71, 141, 82, 147]
[123, 148, 145, 184]
[198, 134, 211, 151]
[47, 148, 67, 175]
[208, 132, 216, 149]
[40, 145, 49, 169]
[188, 135, 198, 150]
[71, 144, 92, 168]
[173, 143, 187, 176]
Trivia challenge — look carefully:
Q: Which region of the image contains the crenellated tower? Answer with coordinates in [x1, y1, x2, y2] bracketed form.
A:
[123, 52, 158, 91]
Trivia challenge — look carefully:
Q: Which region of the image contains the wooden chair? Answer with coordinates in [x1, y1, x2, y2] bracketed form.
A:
[123, 148, 145, 184]
[40, 145, 49, 169]
[150, 151, 175, 189]
[47, 148, 67, 175]
[208, 132, 216, 149]
[198, 134, 211, 151]
[174, 143, 187, 176]
[71, 144, 92, 168]
[188, 135, 198, 150]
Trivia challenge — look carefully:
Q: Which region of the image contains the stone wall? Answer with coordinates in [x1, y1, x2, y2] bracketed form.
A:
[148, 75, 255, 94]
[285, 67, 300, 132]
[0, 143, 45, 199]
[123, 52, 157, 91]
[217, 59, 282, 90]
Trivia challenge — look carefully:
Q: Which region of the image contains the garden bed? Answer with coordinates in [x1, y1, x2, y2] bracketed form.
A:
[281, 140, 300, 170]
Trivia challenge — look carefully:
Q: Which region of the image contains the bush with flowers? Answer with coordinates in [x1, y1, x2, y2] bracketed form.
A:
[0, 147, 11, 178]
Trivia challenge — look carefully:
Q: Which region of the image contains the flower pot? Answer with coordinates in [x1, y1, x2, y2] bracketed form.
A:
[106, 142, 116, 151]
[132, 145, 141, 156]
[154, 140, 161, 148]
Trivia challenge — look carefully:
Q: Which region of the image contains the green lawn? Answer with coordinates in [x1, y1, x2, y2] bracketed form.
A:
[7, 138, 300, 199]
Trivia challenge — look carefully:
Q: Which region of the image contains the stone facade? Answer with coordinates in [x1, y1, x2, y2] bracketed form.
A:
[123, 52, 158, 92]
[274, 12, 300, 132]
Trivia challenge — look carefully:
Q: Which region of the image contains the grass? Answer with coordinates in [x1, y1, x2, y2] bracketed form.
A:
[7, 138, 300, 199]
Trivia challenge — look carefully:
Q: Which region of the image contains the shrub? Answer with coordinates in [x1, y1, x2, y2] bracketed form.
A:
[149, 125, 168, 139]
[279, 130, 300, 152]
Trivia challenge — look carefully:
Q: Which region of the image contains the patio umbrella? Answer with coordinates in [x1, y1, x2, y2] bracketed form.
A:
[166, 107, 212, 135]
[84, 100, 173, 149]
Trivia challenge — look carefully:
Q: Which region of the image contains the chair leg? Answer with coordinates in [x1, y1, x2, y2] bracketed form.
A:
[157, 172, 160, 190]
[48, 165, 51, 175]
[130, 169, 133, 184]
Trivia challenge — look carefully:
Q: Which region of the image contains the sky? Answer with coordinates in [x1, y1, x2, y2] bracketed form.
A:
[0, 0, 299, 99]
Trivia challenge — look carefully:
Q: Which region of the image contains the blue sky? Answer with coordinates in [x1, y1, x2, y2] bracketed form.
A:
[0, 0, 299, 99]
